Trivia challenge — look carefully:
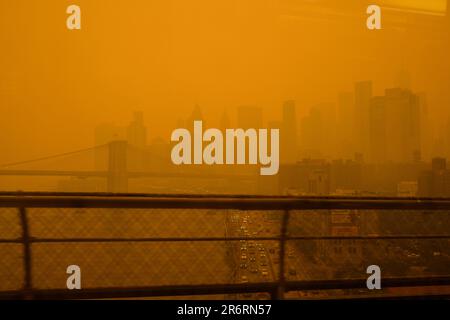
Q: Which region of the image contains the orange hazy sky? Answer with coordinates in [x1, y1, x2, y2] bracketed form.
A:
[1, 0, 449, 163]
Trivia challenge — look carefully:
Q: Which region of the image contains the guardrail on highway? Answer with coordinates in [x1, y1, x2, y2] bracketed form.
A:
[0, 192, 449, 300]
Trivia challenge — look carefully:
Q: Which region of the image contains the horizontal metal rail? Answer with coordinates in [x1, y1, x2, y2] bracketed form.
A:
[0, 277, 449, 300]
[3, 194, 450, 210]
[1, 234, 449, 245]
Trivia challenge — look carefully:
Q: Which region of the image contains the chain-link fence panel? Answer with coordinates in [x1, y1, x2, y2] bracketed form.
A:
[0, 244, 24, 291]
[0, 208, 23, 292]
[285, 209, 450, 298]
[1, 204, 449, 298]
[26, 208, 283, 291]
[0, 208, 21, 239]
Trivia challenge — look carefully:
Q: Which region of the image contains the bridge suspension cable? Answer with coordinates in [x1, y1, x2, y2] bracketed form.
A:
[0, 144, 108, 169]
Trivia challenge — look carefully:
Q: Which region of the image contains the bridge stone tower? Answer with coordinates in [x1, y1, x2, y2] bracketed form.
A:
[107, 141, 128, 193]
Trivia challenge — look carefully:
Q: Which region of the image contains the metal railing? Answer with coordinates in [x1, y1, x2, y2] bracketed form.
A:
[0, 192, 450, 300]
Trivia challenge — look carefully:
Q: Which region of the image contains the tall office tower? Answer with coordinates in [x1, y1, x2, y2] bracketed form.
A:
[368, 88, 421, 163]
[281, 100, 298, 164]
[354, 81, 373, 158]
[369, 96, 387, 163]
[444, 117, 450, 160]
[432, 125, 446, 158]
[385, 88, 421, 162]
[237, 105, 263, 129]
[418, 93, 431, 161]
[127, 111, 147, 149]
[337, 92, 354, 159]
[219, 109, 231, 131]
[300, 106, 324, 158]
[188, 105, 204, 126]
[317, 102, 337, 159]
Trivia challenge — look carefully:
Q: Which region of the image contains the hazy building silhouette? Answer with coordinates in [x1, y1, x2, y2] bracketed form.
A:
[220, 109, 231, 131]
[301, 103, 336, 158]
[301, 106, 324, 158]
[369, 96, 387, 163]
[386, 88, 421, 162]
[337, 92, 354, 159]
[354, 81, 373, 158]
[418, 157, 450, 197]
[188, 105, 204, 127]
[307, 170, 330, 195]
[281, 100, 298, 163]
[369, 88, 421, 163]
[318, 103, 337, 158]
[127, 111, 147, 149]
[397, 181, 418, 197]
[237, 105, 263, 129]
[418, 93, 431, 161]
[278, 160, 330, 195]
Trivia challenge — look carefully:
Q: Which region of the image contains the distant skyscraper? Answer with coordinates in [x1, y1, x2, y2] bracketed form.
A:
[281, 100, 298, 163]
[369, 96, 387, 163]
[418, 157, 450, 197]
[386, 88, 420, 162]
[317, 102, 337, 158]
[126, 111, 147, 171]
[337, 92, 354, 158]
[418, 93, 431, 161]
[301, 103, 336, 159]
[220, 109, 231, 131]
[368, 88, 420, 163]
[354, 81, 373, 158]
[300, 106, 324, 158]
[237, 105, 263, 129]
[127, 111, 147, 149]
[188, 105, 204, 126]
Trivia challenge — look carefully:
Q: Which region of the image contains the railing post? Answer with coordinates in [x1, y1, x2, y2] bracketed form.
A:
[19, 207, 33, 299]
[276, 209, 290, 299]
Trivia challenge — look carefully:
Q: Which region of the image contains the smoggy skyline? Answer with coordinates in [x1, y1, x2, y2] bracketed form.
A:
[1, 0, 450, 164]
